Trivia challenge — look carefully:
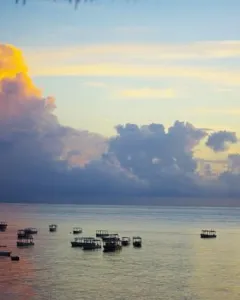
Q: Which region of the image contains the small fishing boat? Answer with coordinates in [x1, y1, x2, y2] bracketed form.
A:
[24, 228, 38, 235]
[200, 229, 217, 239]
[71, 237, 95, 247]
[73, 227, 82, 234]
[102, 233, 119, 242]
[17, 235, 34, 247]
[96, 230, 109, 238]
[121, 237, 131, 246]
[133, 236, 142, 248]
[17, 229, 28, 239]
[103, 236, 122, 252]
[49, 224, 57, 232]
[0, 250, 11, 257]
[11, 256, 20, 261]
[0, 222, 7, 231]
[82, 238, 102, 250]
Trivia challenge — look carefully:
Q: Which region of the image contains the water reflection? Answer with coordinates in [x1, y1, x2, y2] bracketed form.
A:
[1, 204, 240, 299]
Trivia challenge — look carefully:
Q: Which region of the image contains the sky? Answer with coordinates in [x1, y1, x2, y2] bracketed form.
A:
[1, 0, 240, 203]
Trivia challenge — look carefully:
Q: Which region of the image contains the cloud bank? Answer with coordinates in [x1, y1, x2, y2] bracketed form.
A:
[1, 44, 240, 204]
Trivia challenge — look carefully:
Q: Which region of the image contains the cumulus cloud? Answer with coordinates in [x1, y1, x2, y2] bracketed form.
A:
[0, 44, 109, 199]
[1, 44, 240, 203]
[206, 130, 238, 152]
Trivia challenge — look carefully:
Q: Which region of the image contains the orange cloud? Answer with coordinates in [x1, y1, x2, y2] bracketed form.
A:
[0, 44, 55, 120]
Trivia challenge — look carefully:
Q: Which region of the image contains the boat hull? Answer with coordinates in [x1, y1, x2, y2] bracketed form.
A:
[71, 242, 83, 247]
[200, 234, 217, 238]
[17, 242, 34, 247]
[133, 242, 142, 248]
[11, 256, 20, 261]
[0, 251, 11, 257]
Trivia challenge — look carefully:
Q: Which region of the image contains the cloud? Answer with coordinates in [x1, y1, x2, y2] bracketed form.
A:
[25, 40, 240, 63]
[24, 40, 240, 86]
[1, 44, 240, 203]
[120, 88, 175, 99]
[206, 131, 238, 152]
[107, 121, 208, 195]
[27, 63, 240, 86]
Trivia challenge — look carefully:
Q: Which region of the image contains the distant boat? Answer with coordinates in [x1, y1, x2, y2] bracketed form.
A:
[102, 233, 119, 242]
[96, 230, 109, 238]
[200, 229, 217, 239]
[103, 236, 122, 252]
[73, 227, 82, 234]
[49, 224, 57, 232]
[133, 236, 142, 248]
[17, 234, 34, 247]
[0, 222, 7, 231]
[82, 238, 102, 250]
[24, 228, 38, 235]
[121, 237, 131, 246]
[11, 256, 20, 261]
[0, 251, 11, 257]
[71, 237, 95, 247]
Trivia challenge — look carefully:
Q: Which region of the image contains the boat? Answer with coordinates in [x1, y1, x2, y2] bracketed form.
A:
[121, 237, 131, 246]
[96, 230, 109, 238]
[0, 251, 11, 257]
[82, 238, 102, 250]
[102, 233, 119, 242]
[103, 236, 122, 252]
[0, 222, 7, 231]
[200, 229, 217, 239]
[49, 224, 57, 232]
[71, 237, 95, 247]
[133, 236, 142, 248]
[17, 235, 34, 247]
[73, 227, 82, 234]
[11, 256, 20, 261]
[24, 228, 38, 234]
[0, 245, 7, 248]
[18, 228, 37, 239]
[17, 229, 28, 239]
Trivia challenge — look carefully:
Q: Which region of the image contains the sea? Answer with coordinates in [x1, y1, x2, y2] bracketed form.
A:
[0, 203, 240, 300]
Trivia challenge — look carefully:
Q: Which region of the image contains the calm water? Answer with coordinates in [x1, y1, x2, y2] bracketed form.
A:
[0, 204, 240, 300]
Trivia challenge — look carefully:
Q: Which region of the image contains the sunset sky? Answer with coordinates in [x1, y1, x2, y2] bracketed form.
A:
[1, 0, 240, 202]
[1, 0, 240, 138]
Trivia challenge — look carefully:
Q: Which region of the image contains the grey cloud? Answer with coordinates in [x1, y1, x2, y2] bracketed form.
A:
[206, 131, 238, 152]
[1, 44, 240, 204]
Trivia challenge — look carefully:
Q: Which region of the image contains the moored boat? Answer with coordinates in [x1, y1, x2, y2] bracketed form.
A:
[71, 237, 95, 247]
[103, 236, 122, 252]
[11, 256, 20, 261]
[0, 250, 11, 257]
[133, 236, 142, 248]
[82, 238, 102, 250]
[96, 230, 109, 238]
[73, 227, 82, 234]
[24, 228, 38, 235]
[49, 224, 57, 232]
[102, 233, 119, 242]
[200, 229, 217, 239]
[17, 229, 28, 239]
[0, 222, 7, 231]
[17, 234, 34, 247]
[121, 237, 131, 246]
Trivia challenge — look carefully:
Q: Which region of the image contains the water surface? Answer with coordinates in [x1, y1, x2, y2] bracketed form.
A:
[0, 204, 240, 300]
